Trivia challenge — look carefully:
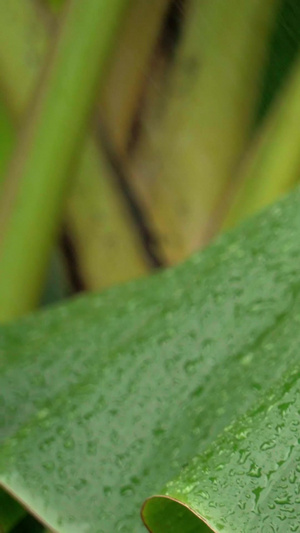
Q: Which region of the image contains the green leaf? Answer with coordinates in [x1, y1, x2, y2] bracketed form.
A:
[143, 365, 300, 531]
[2, 187, 300, 531]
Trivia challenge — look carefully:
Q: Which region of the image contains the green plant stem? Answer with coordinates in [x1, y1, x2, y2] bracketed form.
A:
[224, 52, 300, 229]
[0, 0, 131, 323]
[43, 0, 170, 155]
[44, 0, 170, 153]
[130, 0, 279, 264]
[0, 0, 149, 294]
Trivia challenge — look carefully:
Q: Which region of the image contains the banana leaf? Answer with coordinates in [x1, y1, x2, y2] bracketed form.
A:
[1, 187, 300, 531]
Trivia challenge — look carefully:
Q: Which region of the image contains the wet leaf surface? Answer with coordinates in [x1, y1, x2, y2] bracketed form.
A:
[2, 188, 300, 531]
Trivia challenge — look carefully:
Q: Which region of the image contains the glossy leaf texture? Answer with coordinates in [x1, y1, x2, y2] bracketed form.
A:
[2, 187, 300, 532]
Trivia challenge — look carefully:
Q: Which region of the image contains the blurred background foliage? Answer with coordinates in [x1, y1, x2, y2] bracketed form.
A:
[0, 0, 299, 310]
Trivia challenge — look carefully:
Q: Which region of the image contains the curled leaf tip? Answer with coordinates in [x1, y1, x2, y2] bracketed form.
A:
[141, 495, 216, 533]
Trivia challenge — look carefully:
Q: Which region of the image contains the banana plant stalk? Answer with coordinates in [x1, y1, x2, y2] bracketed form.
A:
[224, 52, 300, 230]
[0, 0, 150, 292]
[0, 0, 130, 322]
[129, 0, 280, 264]
[101, 0, 171, 154]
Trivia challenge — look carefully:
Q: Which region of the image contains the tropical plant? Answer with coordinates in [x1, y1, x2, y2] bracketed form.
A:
[1, 0, 300, 532]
